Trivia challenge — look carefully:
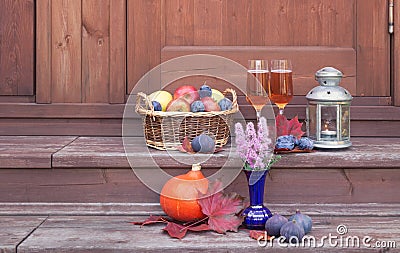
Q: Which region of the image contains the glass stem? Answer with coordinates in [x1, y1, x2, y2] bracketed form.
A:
[256, 110, 261, 121]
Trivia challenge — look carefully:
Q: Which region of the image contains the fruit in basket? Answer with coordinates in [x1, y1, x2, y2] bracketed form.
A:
[201, 97, 221, 112]
[218, 97, 233, 111]
[160, 164, 209, 222]
[211, 89, 225, 103]
[166, 98, 191, 112]
[199, 84, 212, 98]
[191, 134, 215, 153]
[151, 101, 162, 111]
[181, 90, 200, 105]
[190, 100, 205, 113]
[148, 90, 173, 112]
[174, 85, 198, 99]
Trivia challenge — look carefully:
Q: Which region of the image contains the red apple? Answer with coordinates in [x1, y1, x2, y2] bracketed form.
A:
[166, 98, 191, 112]
[174, 85, 198, 100]
[180, 90, 200, 105]
[201, 97, 221, 112]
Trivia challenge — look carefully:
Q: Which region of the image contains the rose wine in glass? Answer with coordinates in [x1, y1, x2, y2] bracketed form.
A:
[269, 59, 293, 115]
[246, 60, 269, 120]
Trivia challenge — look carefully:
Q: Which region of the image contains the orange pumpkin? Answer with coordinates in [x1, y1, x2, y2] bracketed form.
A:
[160, 164, 209, 222]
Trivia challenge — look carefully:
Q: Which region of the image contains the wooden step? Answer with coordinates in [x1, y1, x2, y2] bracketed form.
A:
[1, 203, 399, 253]
[0, 136, 399, 204]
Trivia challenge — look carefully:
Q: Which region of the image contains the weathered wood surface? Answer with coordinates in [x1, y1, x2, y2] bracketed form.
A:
[0, 216, 46, 253]
[16, 214, 400, 252]
[1, 203, 400, 217]
[52, 137, 400, 169]
[0, 136, 76, 168]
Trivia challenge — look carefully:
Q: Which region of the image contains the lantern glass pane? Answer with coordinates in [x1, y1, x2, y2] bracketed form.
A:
[320, 105, 338, 140]
[341, 105, 350, 140]
[307, 104, 317, 139]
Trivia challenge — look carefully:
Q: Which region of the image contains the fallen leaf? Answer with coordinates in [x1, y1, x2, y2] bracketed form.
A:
[198, 180, 246, 234]
[131, 215, 168, 226]
[276, 115, 305, 139]
[249, 230, 272, 241]
[163, 222, 210, 239]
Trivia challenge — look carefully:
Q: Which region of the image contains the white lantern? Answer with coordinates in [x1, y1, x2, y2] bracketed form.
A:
[306, 67, 353, 149]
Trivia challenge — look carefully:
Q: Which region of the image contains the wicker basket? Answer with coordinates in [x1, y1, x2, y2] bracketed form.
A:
[135, 88, 239, 150]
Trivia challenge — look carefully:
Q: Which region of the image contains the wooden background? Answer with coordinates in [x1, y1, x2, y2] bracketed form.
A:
[0, 0, 399, 136]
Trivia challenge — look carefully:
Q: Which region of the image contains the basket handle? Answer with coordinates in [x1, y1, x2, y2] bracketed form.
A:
[135, 92, 154, 114]
[223, 88, 238, 111]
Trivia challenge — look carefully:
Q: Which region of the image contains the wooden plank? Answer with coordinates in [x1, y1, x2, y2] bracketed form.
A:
[17, 215, 400, 252]
[127, 0, 162, 94]
[0, 0, 34, 95]
[51, 0, 82, 102]
[82, 0, 110, 103]
[51, 137, 400, 169]
[0, 119, 124, 136]
[36, 0, 52, 103]
[161, 46, 357, 95]
[2, 202, 400, 217]
[0, 95, 35, 103]
[356, 0, 390, 96]
[221, 0, 251, 46]
[164, 0, 194, 46]
[0, 136, 76, 168]
[394, 0, 400, 106]
[109, 0, 126, 104]
[193, 0, 223, 45]
[0, 216, 47, 253]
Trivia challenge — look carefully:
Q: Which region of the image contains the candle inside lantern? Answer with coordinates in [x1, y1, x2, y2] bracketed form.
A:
[321, 121, 337, 139]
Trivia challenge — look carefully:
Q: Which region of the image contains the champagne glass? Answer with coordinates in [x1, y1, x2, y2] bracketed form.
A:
[269, 59, 293, 115]
[246, 60, 269, 120]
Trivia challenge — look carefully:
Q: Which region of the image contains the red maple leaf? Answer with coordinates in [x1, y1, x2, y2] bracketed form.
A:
[163, 222, 210, 239]
[276, 114, 305, 139]
[198, 180, 246, 234]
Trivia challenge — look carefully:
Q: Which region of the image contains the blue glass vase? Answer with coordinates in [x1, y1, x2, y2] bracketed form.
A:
[242, 169, 272, 230]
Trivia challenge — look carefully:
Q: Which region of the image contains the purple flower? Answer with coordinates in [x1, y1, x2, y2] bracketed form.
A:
[234, 117, 273, 170]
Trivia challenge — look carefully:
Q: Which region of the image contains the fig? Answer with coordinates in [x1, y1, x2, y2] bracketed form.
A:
[280, 220, 305, 243]
[265, 213, 288, 237]
[151, 101, 162, 111]
[288, 209, 313, 234]
[218, 97, 233, 111]
[199, 84, 212, 98]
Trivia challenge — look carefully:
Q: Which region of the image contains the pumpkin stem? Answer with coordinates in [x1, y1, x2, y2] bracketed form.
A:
[192, 163, 201, 171]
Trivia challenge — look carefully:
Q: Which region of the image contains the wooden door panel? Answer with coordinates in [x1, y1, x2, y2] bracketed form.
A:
[0, 0, 34, 96]
[161, 46, 356, 96]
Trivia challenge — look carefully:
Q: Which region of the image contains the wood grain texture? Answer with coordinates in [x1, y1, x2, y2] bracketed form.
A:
[356, 0, 390, 97]
[0, 216, 47, 253]
[51, 0, 82, 102]
[82, 0, 110, 103]
[16, 215, 400, 252]
[193, 0, 223, 45]
[0, 136, 76, 168]
[127, 0, 162, 94]
[164, 0, 194, 46]
[109, 0, 126, 103]
[36, 0, 52, 103]
[0, 0, 34, 95]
